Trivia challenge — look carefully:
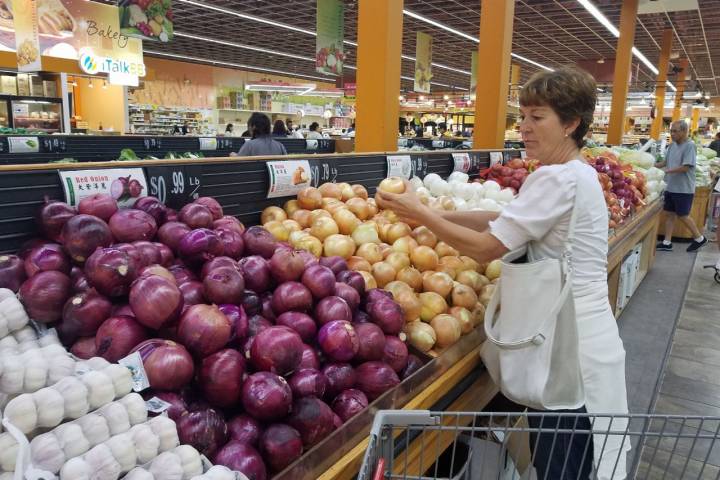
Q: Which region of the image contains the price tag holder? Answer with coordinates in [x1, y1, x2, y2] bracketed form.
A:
[386, 155, 412, 179]
[309, 160, 338, 187]
[452, 152, 471, 173]
[59, 168, 148, 207]
[119, 352, 150, 392]
[8, 136, 39, 153]
[489, 151, 503, 166]
[143, 137, 163, 150]
[431, 140, 445, 149]
[520, 150, 527, 159]
[398, 138, 409, 148]
[410, 156, 428, 179]
[145, 165, 203, 209]
[199, 137, 218, 151]
[41, 137, 67, 153]
[146, 396, 172, 414]
[217, 137, 234, 150]
[306, 139, 319, 151]
[267, 160, 312, 199]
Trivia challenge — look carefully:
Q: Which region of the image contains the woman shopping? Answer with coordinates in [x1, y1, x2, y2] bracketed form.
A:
[376, 66, 629, 480]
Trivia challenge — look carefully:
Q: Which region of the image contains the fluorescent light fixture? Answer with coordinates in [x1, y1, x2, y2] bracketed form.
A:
[175, 32, 314, 62]
[511, 52, 553, 71]
[403, 9, 478, 43]
[245, 83, 316, 94]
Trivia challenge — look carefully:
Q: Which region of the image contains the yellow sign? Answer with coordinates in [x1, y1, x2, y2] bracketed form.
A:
[414, 32, 432, 93]
[12, 0, 41, 71]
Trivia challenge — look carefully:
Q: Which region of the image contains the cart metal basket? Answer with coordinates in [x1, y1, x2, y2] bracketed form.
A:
[358, 410, 720, 480]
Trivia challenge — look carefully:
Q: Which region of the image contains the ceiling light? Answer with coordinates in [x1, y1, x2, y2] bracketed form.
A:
[175, 31, 314, 62]
[443, 94, 449, 100]
[510, 53, 553, 71]
[403, 9, 478, 42]
[597, 58, 605, 64]
[418, 95, 425, 101]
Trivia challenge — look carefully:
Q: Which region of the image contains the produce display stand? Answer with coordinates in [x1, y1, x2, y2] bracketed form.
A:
[659, 186, 711, 240]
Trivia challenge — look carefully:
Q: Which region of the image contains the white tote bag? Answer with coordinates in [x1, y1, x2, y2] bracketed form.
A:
[481, 189, 585, 411]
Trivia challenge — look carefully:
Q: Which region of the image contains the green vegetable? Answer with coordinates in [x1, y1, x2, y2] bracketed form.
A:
[165, 151, 179, 159]
[51, 158, 77, 163]
[118, 148, 139, 161]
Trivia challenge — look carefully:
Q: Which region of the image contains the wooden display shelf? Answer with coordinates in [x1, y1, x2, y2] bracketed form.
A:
[659, 186, 711, 240]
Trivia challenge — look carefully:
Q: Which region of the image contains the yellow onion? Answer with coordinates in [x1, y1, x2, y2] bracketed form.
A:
[309, 209, 332, 223]
[333, 208, 361, 235]
[459, 256, 480, 272]
[351, 223, 380, 245]
[358, 270, 377, 290]
[347, 256, 372, 272]
[484, 259, 502, 281]
[356, 243, 383, 264]
[352, 184, 369, 199]
[430, 314, 461, 348]
[471, 302, 486, 327]
[396, 289, 421, 322]
[346, 198, 371, 220]
[264, 221, 290, 241]
[440, 256, 464, 273]
[284, 199, 301, 216]
[378, 177, 406, 194]
[419, 292, 447, 322]
[411, 226, 437, 248]
[261, 206, 287, 224]
[371, 262, 396, 288]
[319, 182, 343, 199]
[297, 187, 322, 210]
[436, 264, 457, 280]
[435, 241, 459, 257]
[282, 219, 302, 233]
[385, 280, 413, 299]
[339, 183, 355, 201]
[404, 321, 436, 352]
[422, 272, 454, 298]
[479, 284, 495, 306]
[385, 252, 410, 272]
[448, 306, 474, 334]
[323, 234, 356, 259]
[392, 236, 418, 255]
[310, 216, 339, 241]
[386, 223, 412, 245]
[291, 209, 313, 228]
[396, 267, 423, 291]
[296, 236, 322, 257]
[451, 284, 479, 309]
[410, 246, 439, 272]
[456, 270, 490, 293]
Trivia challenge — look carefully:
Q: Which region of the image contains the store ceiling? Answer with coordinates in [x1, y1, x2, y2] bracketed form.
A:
[150, 0, 720, 97]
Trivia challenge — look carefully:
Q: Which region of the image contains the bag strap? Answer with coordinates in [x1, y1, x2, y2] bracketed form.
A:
[563, 167, 582, 256]
[483, 271, 573, 350]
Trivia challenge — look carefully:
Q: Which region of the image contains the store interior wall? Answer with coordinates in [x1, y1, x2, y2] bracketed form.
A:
[73, 77, 126, 132]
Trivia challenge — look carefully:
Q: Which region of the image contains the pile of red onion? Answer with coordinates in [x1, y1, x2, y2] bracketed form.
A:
[13, 192, 422, 480]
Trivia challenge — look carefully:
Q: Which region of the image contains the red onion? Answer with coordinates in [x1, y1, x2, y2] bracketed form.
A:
[248, 314, 272, 338]
[354, 323, 387, 362]
[179, 280, 205, 306]
[216, 228, 245, 260]
[319, 256, 348, 275]
[195, 197, 224, 220]
[137, 264, 175, 283]
[147, 391, 187, 421]
[78, 194, 118, 221]
[169, 264, 197, 284]
[213, 215, 245, 235]
[132, 339, 194, 390]
[334, 282, 361, 312]
[271, 281, 312, 315]
[113, 243, 144, 271]
[241, 371, 292, 421]
[18, 239, 49, 259]
[132, 241, 161, 267]
[213, 441, 266, 480]
[365, 288, 393, 306]
[269, 249, 306, 283]
[201, 257, 239, 279]
[179, 229, 223, 265]
[241, 289, 262, 315]
[153, 243, 174, 266]
[367, 298, 404, 335]
[239, 256, 272, 293]
[218, 304, 248, 343]
[332, 389, 368, 422]
[61, 290, 112, 337]
[333, 413, 343, 429]
[199, 348, 246, 408]
[289, 368, 327, 398]
[243, 226, 277, 259]
[18, 270, 71, 323]
[336, 270, 365, 296]
[38, 200, 76, 242]
[299, 344, 321, 370]
[260, 424, 303, 473]
[70, 337, 97, 360]
[165, 208, 178, 222]
[260, 292, 276, 322]
[353, 310, 371, 324]
[179, 203, 214, 229]
[61, 214, 113, 263]
[157, 222, 191, 252]
[355, 361, 400, 401]
[95, 315, 148, 362]
[250, 326, 303, 375]
[322, 363, 356, 400]
[177, 304, 232, 357]
[130, 274, 183, 330]
[24, 243, 70, 277]
[177, 408, 228, 458]
[203, 266, 244, 304]
[228, 414, 262, 446]
[318, 320, 358, 362]
[133, 196, 166, 224]
[112, 303, 134, 317]
[315, 296, 352, 325]
[287, 397, 336, 448]
[85, 247, 137, 297]
[275, 311, 316, 343]
[401, 354, 424, 380]
[295, 249, 318, 268]
[383, 335, 409, 373]
[0, 255, 26, 292]
[301, 264, 336, 299]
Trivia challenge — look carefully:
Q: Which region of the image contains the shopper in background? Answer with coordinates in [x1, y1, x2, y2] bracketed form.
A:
[225, 123, 234, 136]
[286, 119, 294, 131]
[656, 120, 707, 252]
[306, 122, 323, 139]
[181, 121, 190, 135]
[272, 120, 288, 137]
[377, 66, 629, 480]
[709, 132, 720, 155]
[236, 112, 287, 156]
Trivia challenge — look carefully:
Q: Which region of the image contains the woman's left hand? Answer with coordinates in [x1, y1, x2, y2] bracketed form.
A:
[375, 180, 430, 226]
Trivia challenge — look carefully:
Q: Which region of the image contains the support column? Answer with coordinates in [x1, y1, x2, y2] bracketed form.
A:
[510, 63, 521, 103]
[473, 0, 515, 149]
[607, 0, 639, 145]
[672, 59, 689, 122]
[354, 0, 403, 152]
[650, 29, 673, 140]
[691, 106, 700, 132]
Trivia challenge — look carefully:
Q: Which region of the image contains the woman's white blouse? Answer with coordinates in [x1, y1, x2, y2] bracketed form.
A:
[489, 159, 609, 287]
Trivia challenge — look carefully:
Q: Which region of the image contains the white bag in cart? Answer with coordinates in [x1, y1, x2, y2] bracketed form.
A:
[481, 185, 584, 411]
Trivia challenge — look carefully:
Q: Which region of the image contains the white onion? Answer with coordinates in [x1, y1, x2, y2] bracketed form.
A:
[497, 188, 515, 203]
[416, 187, 432, 198]
[484, 189, 501, 201]
[423, 173, 442, 189]
[448, 172, 469, 184]
[408, 177, 424, 191]
[455, 183, 475, 200]
[483, 180, 501, 192]
[477, 198, 501, 212]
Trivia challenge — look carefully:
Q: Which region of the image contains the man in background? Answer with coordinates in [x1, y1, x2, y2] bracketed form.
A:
[709, 132, 720, 156]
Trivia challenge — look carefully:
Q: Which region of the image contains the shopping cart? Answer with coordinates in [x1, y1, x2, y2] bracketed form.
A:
[358, 410, 720, 480]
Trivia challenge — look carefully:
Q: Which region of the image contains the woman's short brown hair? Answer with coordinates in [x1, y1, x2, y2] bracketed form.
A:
[519, 66, 597, 148]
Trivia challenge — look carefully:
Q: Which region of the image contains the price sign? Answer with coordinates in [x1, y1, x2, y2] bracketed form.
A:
[41, 137, 67, 153]
[310, 160, 338, 187]
[410, 156, 428, 178]
[267, 160, 312, 199]
[145, 165, 203, 209]
[8, 136, 39, 153]
[59, 168, 148, 207]
[143, 137, 163, 150]
[386, 155, 412, 179]
[306, 139, 319, 151]
[199, 137, 218, 151]
[431, 140, 445, 149]
[398, 138, 409, 148]
[452, 152, 471, 173]
[317, 139, 332, 151]
[217, 137, 234, 150]
[520, 150, 527, 159]
[489, 151, 503, 167]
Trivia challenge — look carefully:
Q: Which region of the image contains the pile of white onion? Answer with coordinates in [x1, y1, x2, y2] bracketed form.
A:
[409, 172, 515, 213]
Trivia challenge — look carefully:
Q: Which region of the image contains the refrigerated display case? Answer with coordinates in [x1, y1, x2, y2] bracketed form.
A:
[8, 96, 63, 133]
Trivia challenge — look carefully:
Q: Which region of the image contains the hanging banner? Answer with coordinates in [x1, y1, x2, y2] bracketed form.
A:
[470, 51, 478, 91]
[414, 32, 432, 93]
[12, 0, 41, 72]
[316, 0, 344, 76]
[118, 0, 173, 43]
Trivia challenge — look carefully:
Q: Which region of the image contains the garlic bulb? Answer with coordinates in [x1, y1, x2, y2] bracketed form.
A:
[81, 357, 111, 371]
[81, 370, 115, 409]
[105, 432, 137, 473]
[82, 443, 122, 480]
[30, 432, 65, 473]
[0, 295, 29, 332]
[54, 422, 90, 459]
[4, 393, 38, 433]
[130, 424, 160, 464]
[102, 364, 132, 397]
[38, 328, 60, 346]
[125, 468, 156, 480]
[60, 456, 91, 480]
[195, 466, 243, 480]
[52, 376, 89, 419]
[33, 387, 65, 427]
[148, 416, 179, 452]
[119, 393, 148, 425]
[172, 445, 202, 479]
[0, 354, 25, 393]
[0, 432, 19, 471]
[47, 354, 76, 384]
[16, 338, 41, 353]
[0, 336, 17, 351]
[75, 412, 110, 446]
[149, 452, 184, 480]
[98, 401, 130, 436]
